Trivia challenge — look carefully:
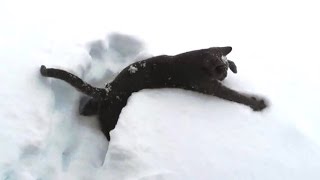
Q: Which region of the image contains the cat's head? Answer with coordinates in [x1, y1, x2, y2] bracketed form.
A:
[202, 46, 236, 81]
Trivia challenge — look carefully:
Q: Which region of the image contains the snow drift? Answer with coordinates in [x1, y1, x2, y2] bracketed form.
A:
[1, 33, 320, 180]
[1, 0, 320, 179]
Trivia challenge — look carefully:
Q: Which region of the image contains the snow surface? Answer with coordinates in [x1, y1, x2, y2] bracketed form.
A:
[1, 0, 320, 179]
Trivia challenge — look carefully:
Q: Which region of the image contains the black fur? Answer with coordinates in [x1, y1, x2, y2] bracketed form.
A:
[40, 47, 267, 141]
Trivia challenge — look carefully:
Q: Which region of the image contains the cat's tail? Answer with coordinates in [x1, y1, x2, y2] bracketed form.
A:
[40, 65, 107, 100]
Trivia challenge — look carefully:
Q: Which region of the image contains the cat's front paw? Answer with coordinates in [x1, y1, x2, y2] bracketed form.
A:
[250, 96, 268, 111]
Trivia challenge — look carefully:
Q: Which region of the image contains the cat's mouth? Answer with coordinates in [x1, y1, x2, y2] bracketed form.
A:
[202, 62, 229, 81]
[215, 64, 228, 81]
[216, 72, 227, 81]
[206, 67, 228, 81]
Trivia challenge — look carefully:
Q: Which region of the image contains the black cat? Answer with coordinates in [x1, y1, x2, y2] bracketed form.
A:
[40, 46, 267, 141]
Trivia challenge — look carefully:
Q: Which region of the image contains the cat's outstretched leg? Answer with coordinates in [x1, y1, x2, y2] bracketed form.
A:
[211, 80, 267, 111]
[192, 80, 267, 111]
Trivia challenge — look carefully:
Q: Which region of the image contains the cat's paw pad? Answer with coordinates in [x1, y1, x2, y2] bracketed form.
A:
[250, 96, 268, 111]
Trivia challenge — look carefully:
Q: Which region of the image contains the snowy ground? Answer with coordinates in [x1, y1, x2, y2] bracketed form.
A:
[1, 0, 320, 179]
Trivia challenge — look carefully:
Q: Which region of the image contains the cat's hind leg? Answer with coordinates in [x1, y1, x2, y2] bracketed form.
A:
[79, 96, 100, 116]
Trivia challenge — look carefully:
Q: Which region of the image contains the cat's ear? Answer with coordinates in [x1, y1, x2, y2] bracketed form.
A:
[220, 46, 232, 56]
[228, 60, 237, 73]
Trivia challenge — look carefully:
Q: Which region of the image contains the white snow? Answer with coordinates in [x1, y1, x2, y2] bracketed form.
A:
[1, 0, 320, 179]
[105, 84, 112, 94]
[222, 56, 228, 63]
[128, 65, 138, 74]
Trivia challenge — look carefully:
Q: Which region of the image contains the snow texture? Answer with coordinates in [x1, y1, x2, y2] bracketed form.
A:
[221, 56, 228, 63]
[128, 65, 138, 74]
[1, 0, 320, 179]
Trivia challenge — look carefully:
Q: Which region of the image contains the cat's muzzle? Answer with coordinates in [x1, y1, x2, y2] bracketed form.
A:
[215, 64, 228, 81]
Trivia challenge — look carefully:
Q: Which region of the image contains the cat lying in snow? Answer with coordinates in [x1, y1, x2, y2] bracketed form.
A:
[40, 46, 267, 141]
